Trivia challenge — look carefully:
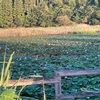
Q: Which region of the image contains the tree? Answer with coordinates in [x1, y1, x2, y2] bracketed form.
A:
[95, 10, 100, 19]
[63, 0, 76, 7]
[52, 0, 63, 7]
[94, 0, 99, 6]
[2, 0, 13, 28]
[76, 0, 88, 7]
[24, 0, 33, 26]
[60, 5, 73, 18]
[13, 0, 25, 26]
[0, 0, 2, 27]
[0, 0, 100, 28]
[88, 10, 100, 25]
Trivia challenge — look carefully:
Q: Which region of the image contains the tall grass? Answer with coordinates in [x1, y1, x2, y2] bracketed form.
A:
[0, 52, 23, 100]
[0, 24, 100, 37]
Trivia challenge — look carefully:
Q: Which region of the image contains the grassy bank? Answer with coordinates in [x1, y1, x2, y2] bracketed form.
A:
[0, 24, 100, 37]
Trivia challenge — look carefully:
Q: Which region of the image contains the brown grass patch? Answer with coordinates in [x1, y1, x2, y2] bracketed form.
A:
[0, 24, 100, 37]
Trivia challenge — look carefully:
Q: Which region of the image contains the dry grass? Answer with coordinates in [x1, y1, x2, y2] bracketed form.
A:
[0, 24, 100, 37]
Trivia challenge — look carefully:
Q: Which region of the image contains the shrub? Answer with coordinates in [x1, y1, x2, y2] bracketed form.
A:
[56, 15, 74, 26]
[88, 10, 100, 25]
[88, 18, 100, 25]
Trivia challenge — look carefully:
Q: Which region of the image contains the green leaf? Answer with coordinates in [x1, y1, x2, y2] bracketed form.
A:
[0, 89, 19, 100]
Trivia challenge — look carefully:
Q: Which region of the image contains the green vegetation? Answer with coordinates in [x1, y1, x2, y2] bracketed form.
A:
[0, 0, 2, 27]
[0, 33, 100, 99]
[0, 52, 44, 100]
[2, 0, 13, 28]
[0, 52, 22, 100]
[13, 0, 25, 27]
[0, 0, 100, 28]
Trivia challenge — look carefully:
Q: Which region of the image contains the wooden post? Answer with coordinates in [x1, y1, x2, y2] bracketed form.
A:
[55, 69, 100, 99]
[55, 71, 62, 100]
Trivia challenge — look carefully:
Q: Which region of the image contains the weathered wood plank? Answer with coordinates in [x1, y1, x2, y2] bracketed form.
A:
[55, 77, 62, 100]
[60, 92, 100, 99]
[8, 78, 60, 86]
[55, 69, 100, 77]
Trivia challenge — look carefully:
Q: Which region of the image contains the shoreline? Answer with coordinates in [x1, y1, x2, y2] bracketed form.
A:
[0, 24, 100, 37]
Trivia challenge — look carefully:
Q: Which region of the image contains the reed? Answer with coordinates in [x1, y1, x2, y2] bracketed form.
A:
[0, 52, 23, 100]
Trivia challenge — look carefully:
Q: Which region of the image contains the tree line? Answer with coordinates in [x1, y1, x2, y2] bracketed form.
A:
[0, 0, 100, 28]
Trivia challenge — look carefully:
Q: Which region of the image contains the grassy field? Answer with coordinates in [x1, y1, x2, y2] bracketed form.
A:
[0, 24, 100, 37]
[0, 29, 100, 99]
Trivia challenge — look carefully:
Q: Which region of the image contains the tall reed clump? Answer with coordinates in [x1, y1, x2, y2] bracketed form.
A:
[0, 52, 22, 100]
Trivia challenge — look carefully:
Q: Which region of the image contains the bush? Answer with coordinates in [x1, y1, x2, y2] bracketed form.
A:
[56, 15, 74, 26]
[88, 18, 100, 25]
[88, 10, 100, 25]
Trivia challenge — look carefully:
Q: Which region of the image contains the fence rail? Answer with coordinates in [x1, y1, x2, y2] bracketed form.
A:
[8, 77, 60, 86]
[8, 69, 100, 100]
[61, 92, 100, 99]
[55, 69, 100, 77]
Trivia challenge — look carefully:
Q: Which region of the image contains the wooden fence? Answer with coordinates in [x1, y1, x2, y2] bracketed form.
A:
[55, 69, 100, 100]
[9, 69, 100, 100]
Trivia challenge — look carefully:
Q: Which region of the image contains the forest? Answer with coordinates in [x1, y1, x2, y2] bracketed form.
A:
[0, 0, 100, 28]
